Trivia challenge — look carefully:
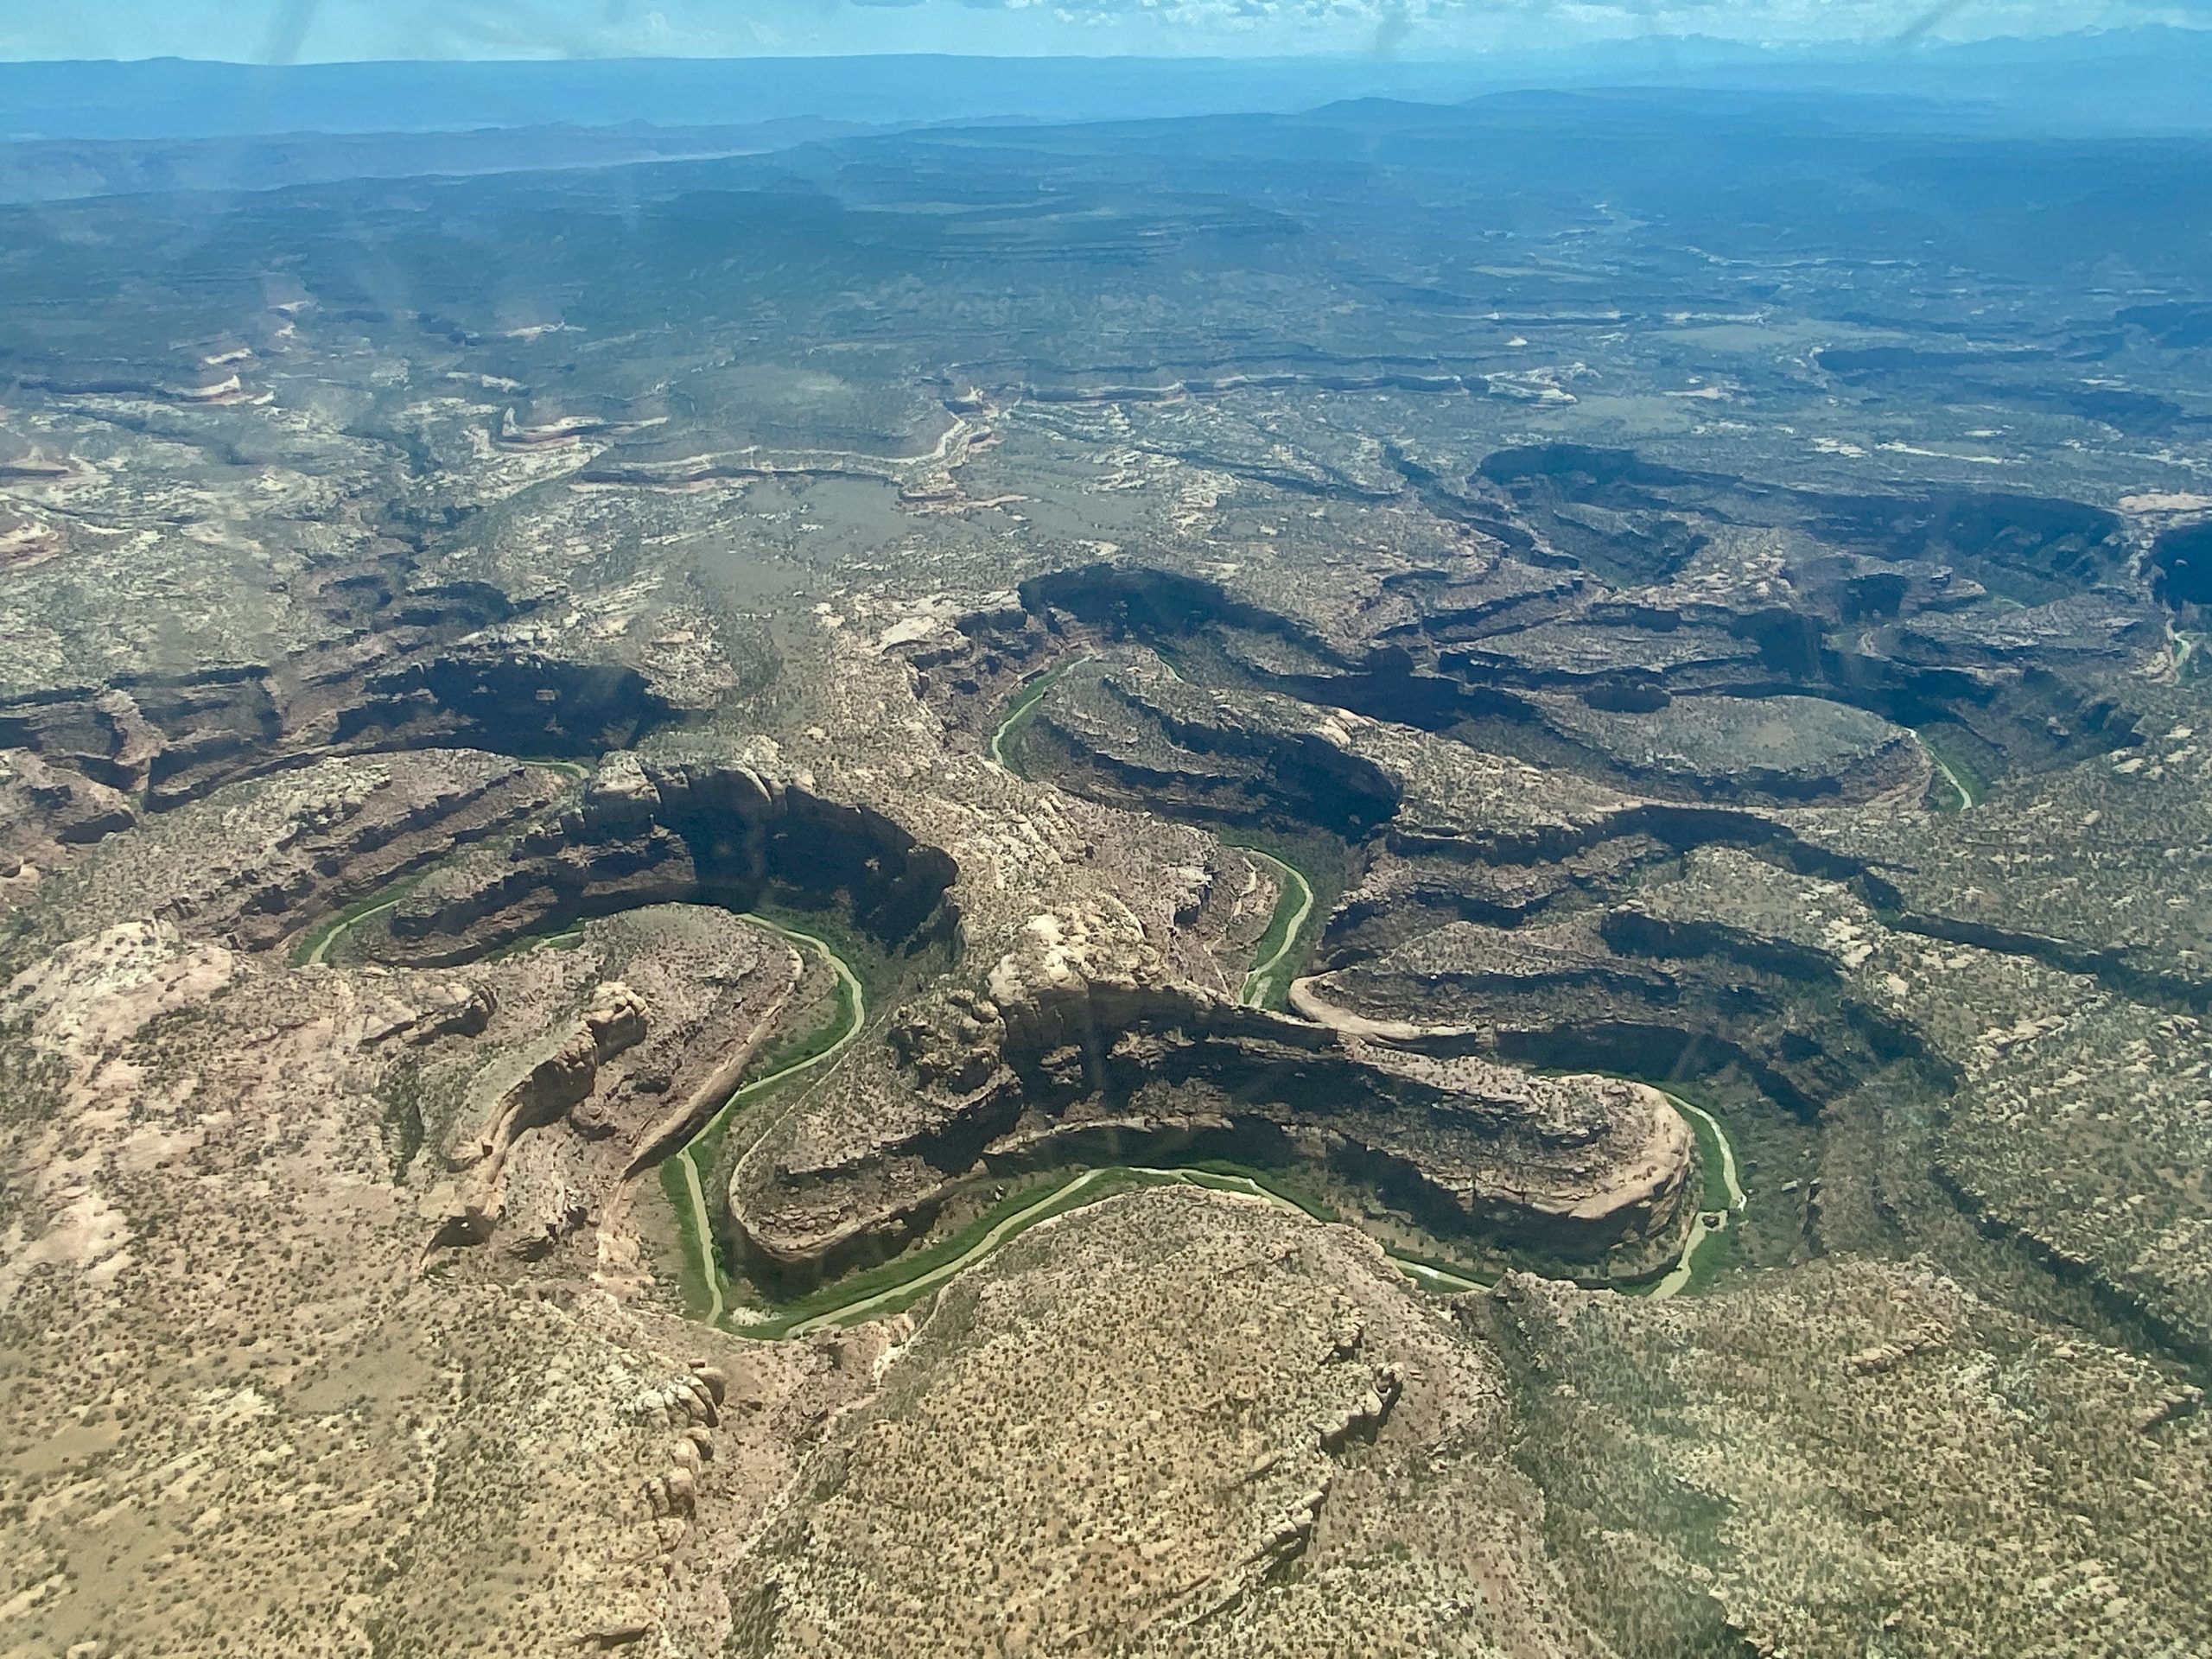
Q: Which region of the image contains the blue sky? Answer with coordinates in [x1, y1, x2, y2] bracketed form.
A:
[1, 0, 2199, 60]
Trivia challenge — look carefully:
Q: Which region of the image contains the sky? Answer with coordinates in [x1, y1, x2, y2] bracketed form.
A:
[1, 0, 2204, 60]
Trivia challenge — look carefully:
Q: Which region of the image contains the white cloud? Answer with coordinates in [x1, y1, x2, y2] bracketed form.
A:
[1, 0, 2193, 60]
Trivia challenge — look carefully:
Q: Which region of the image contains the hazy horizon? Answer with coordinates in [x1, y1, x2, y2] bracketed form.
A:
[6, 0, 2209, 65]
[8, 27, 2212, 149]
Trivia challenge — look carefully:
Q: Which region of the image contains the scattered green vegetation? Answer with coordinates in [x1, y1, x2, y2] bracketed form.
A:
[516, 756, 592, 782]
[988, 657, 1091, 773]
[375, 1060, 428, 1184]
[0, 1018, 67, 1134]
[1915, 728, 1986, 811]
[661, 912, 871, 1325]
[483, 925, 584, 962]
[728, 1166, 1165, 1338]
[1231, 849, 1314, 1008]
[660, 1156, 721, 1322]
[290, 875, 422, 967]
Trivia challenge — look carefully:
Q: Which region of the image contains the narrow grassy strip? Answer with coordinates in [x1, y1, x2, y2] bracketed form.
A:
[661, 916, 868, 1324]
[1391, 1256, 1491, 1293]
[1176, 1165, 1497, 1289]
[660, 1157, 721, 1322]
[695, 1071, 1741, 1335]
[1174, 1159, 1340, 1223]
[1913, 728, 1984, 811]
[290, 760, 584, 967]
[515, 755, 593, 781]
[687, 921, 863, 1160]
[293, 879, 421, 967]
[734, 1157, 1509, 1340]
[485, 925, 584, 963]
[735, 1166, 1171, 1338]
[1678, 1217, 1738, 1299]
[1637, 1090, 1747, 1300]
[988, 656, 1093, 772]
[1664, 1091, 1746, 1214]
[1233, 849, 1315, 1008]
[1644, 1211, 1713, 1300]
[736, 951, 861, 1083]
[753, 1161, 1346, 1338]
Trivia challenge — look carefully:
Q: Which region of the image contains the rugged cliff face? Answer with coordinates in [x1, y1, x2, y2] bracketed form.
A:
[725, 890, 1694, 1292]
[366, 747, 959, 967]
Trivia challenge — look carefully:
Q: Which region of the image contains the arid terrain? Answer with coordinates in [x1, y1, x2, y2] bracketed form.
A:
[3, 79, 2210, 1659]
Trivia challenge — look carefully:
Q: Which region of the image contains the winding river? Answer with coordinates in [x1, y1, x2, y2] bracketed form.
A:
[987, 656, 1093, 771]
[1236, 849, 1313, 1008]
[1645, 1091, 1748, 1300]
[769, 1164, 1493, 1336]
[300, 741, 1744, 1332]
[666, 918, 867, 1325]
[682, 914, 1743, 1333]
[1914, 730, 1980, 810]
[671, 673, 1747, 1328]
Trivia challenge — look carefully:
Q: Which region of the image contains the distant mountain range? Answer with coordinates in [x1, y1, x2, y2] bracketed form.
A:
[3, 29, 2209, 145]
[0, 118, 887, 204]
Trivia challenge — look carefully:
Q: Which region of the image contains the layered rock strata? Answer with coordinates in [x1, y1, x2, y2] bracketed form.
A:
[725, 893, 1694, 1287]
